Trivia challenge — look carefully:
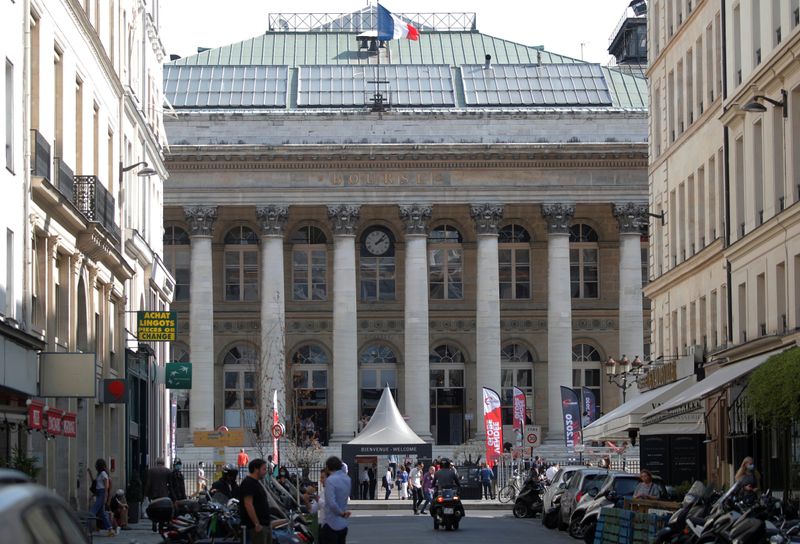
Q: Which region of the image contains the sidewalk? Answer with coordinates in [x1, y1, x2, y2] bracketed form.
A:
[87, 521, 164, 544]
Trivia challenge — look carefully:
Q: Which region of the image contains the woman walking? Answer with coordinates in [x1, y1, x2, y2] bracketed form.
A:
[419, 465, 435, 514]
[87, 458, 115, 536]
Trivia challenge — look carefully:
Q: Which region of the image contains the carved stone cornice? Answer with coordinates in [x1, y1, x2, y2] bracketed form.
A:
[541, 203, 576, 234]
[256, 205, 289, 237]
[470, 203, 504, 235]
[184, 206, 218, 236]
[399, 204, 432, 235]
[613, 202, 649, 234]
[327, 205, 360, 236]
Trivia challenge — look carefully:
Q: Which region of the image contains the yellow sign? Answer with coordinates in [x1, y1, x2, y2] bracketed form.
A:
[192, 429, 246, 447]
[639, 361, 678, 391]
[137, 311, 177, 341]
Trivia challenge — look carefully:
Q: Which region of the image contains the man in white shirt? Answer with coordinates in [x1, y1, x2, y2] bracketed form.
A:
[545, 462, 559, 483]
[409, 461, 424, 514]
[383, 466, 393, 500]
[359, 467, 370, 499]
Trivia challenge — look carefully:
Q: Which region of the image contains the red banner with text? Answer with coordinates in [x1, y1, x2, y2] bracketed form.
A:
[46, 408, 63, 436]
[27, 401, 44, 430]
[482, 387, 503, 467]
[512, 386, 526, 449]
[62, 412, 77, 438]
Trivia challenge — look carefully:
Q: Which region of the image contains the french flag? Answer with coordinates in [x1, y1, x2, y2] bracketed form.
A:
[377, 4, 420, 41]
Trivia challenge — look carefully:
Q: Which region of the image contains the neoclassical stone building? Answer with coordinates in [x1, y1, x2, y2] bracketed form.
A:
[162, 9, 650, 448]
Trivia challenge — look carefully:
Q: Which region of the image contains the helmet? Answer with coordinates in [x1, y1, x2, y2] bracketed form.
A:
[222, 463, 238, 475]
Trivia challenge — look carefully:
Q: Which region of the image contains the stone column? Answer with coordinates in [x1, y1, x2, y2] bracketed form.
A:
[613, 203, 647, 367]
[256, 205, 289, 432]
[399, 204, 433, 441]
[542, 203, 575, 437]
[327, 205, 360, 442]
[470, 203, 504, 436]
[184, 206, 218, 433]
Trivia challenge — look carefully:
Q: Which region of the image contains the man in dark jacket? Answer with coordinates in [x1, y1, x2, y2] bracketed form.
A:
[211, 464, 240, 500]
[169, 458, 187, 501]
[145, 458, 172, 531]
[367, 465, 377, 500]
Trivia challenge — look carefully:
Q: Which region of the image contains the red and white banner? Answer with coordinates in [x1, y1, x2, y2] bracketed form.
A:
[482, 387, 503, 468]
[512, 386, 526, 449]
[62, 412, 77, 438]
[272, 390, 280, 465]
[27, 401, 44, 430]
[45, 408, 63, 436]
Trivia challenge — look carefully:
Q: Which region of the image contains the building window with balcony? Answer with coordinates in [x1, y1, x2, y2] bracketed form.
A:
[291, 226, 327, 301]
[359, 226, 395, 302]
[500, 343, 534, 425]
[5, 59, 14, 172]
[222, 344, 258, 429]
[570, 224, 599, 298]
[164, 226, 190, 301]
[499, 224, 531, 300]
[359, 343, 398, 417]
[290, 343, 329, 445]
[223, 226, 259, 301]
[429, 225, 463, 300]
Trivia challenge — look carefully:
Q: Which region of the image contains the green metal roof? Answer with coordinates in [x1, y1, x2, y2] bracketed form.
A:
[168, 31, 647, 110]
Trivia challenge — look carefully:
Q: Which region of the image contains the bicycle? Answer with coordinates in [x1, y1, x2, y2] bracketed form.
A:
[498, 470, 524, 503]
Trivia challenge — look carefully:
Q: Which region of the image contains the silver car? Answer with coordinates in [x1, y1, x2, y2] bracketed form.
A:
[558, 468, 609, 530]
[542, 465, 586, 511]
[0, 469, 89, 543]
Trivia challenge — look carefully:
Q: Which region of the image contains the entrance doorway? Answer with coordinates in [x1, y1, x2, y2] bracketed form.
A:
[430, 344, 465, 445]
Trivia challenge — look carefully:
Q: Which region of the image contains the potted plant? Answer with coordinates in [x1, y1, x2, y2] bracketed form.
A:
[126, 475, 143, 524]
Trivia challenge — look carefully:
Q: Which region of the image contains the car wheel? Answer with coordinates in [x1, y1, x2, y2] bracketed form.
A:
[543, 509, 559, 529]
[513, 503, 529, 518]
[583, 520, 596, 544]
[569, 517, 586, 539]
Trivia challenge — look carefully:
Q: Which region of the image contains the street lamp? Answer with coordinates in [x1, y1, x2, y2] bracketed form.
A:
[120, 161, 157, 181]
[605, 354, 646, 403]
[741, 89, 788, 117]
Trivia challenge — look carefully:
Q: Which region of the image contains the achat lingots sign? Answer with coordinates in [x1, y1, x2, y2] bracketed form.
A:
[137, 311, 177, 341]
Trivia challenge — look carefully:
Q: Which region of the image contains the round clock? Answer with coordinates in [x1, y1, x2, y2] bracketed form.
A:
[364, 229, 391, 255]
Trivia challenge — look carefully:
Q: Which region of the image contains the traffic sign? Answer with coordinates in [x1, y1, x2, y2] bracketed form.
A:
[271, 423, 284, 439]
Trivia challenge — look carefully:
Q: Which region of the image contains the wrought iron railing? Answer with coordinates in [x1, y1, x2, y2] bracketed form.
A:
[30, 130, 51, 180]
[52, 157, 74, 202]
[73, 175, 121, 242]
[268, 10, 475, 32]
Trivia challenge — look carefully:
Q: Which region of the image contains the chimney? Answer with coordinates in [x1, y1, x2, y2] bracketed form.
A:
[484, 54, 492, 70]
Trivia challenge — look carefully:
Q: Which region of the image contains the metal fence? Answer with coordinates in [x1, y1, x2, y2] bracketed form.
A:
[174, 462, 327, 495]
[494, 455, 640, 491]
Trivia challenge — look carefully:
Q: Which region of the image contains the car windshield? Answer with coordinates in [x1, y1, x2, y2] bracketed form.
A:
[580, 473, 607, 490]
[613, 477, 640, 497]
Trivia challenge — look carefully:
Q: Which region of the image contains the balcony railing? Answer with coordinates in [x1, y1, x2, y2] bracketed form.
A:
[30, 130, 51, 181]
[73, 175, 120, 242]
[52, 157, 74, 202]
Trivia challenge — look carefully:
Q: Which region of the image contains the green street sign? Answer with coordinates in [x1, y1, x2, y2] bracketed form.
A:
[165, 362, 192, 389]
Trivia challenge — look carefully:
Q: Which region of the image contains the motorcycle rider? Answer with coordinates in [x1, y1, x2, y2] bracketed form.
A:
[432, 459, 460, 494]
[211, 463, 240, 500]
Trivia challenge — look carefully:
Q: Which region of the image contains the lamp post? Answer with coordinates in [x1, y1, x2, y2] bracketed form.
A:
[604, 354, 646, 403]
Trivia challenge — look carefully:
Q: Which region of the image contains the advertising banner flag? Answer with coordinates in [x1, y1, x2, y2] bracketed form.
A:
[62, 412, 77, 438]
[272, 390, 280, 465]
[560, 386, 583, 451]
[581, 386, 597, 426]
[512, 386, 526, 449]
[27, 401, 43, 430]
[482, 387, 503, 467]
[45, 408, 63, 436]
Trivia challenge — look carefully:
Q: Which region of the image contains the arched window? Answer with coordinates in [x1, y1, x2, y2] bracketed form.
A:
[359, 343, 398, 417]
[359, 226, 396, 301]
[222, 344, 258, 429]
[499, 224, 531, 300]
[224, 226, 259, 301]
[430, 344, 466, 445]
[292, 226, 328, 301]
[164, 226, 191, 301]
[500, 344, 534, 425]
[572, 343, 602, 419]
[172, 344, 190, 428]
[429, 225, 463, 300]
[569, 224, 599, 298]
[290, 344, 329, 445]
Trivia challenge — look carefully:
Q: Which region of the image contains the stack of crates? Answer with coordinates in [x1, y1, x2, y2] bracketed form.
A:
[595, 507, 634, 544]
[631, 512, 654, 543]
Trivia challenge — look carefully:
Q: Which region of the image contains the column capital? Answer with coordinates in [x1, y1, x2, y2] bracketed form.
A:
[256, 205, 289, 237]
[184, 206, 218, 236]
[469, 203, 504, 235]
[613, 202, 649, 234]
[327, 204, 361, 236]
[399, 204, 433, 235]
[541, 203, 575, 234]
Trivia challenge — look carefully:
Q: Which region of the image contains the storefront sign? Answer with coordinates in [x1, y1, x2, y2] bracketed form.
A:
[45, 408, 63, 435]
[27, 401, 44, 430]
[639, 361, 678, 391]
[512, 387, 526, 449]
[165, 362, 192, 389]
[560, 386, 583, 451]
[136, 311, 177, 341]
[193, 428, 246, 447]
[62, 412, 77, 438]
[482, 387, 503, 467]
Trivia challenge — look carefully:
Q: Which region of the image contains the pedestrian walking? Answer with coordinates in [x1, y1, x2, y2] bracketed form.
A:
[144, 457, 172, 532]
[409, 461, 424, 514]
[359, 467, 370, 499]
[397, 466, 408, 499]
[197, 461, 207, 494]
[419, 466, 435, 514]
[87, 459, 115, 536]
[383, 466, 393, 500]
[320, 456, 351, 544]
[237, 448, 250, 479]
[367, 464, 377, 500]
[169, 458, 187, 501]
[240, 459, 271, 544]
[480, 462, 495, 500]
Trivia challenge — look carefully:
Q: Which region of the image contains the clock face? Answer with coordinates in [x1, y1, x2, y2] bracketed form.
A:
[364, 229, 391, 255]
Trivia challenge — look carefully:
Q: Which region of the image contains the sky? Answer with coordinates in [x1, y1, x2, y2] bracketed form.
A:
[159, 0, 635, 65]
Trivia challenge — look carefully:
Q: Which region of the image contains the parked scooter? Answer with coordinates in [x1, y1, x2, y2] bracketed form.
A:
[655, 481, 711, 543]
[430, 487, 465, 531]
[513, 476, 545, 518]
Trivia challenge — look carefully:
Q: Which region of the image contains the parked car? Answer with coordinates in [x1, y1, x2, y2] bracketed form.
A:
[542, 465, 585, 512]
[558, 468, 610, 530]
[0, 468, 89, 543]
[569, 472, 668, 543]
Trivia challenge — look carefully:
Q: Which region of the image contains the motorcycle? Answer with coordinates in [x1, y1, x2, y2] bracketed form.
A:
[430, 487, 465, 531]
[513, 476, 544, 518]
[655, 481, 712, 543]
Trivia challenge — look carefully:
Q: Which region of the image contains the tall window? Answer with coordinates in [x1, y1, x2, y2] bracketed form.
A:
[430, 344, 466, 445]
[5, 59, 13, 171]
[429, 225, 463, 300]
[572, 343, 602, 418]
[290, 344, 329, 445]
[570, 224, 599, 298]
[291, 226, 327, 301]
[499, 224, 531, 300]
[223, 344, 258, 429]
[359, 226, 395, 301]
[500, 344, 534, 425]
[359, 344, 398, 417]
[172, 345, 190, 428]
[224, 226, 259, 301]
[164, 226, 190, 301]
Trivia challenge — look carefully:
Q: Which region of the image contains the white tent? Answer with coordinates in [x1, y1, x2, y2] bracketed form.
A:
[347, 385, 426, 445]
